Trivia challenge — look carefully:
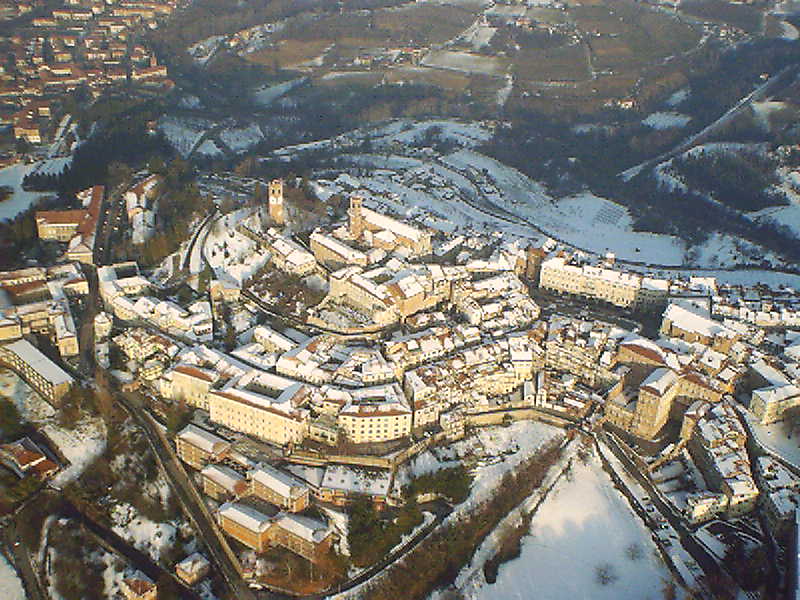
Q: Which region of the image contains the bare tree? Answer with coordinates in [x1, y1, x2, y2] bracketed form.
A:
[595, 563, 619, 586]
[625, 542, 644, 561]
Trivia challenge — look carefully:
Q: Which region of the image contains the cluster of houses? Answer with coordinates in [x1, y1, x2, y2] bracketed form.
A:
[4, 0, 177, 147]
[175, 425, 334, 563]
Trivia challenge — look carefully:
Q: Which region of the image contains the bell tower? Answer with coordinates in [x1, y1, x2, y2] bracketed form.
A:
[268, 179, 285, 225]
[349, 195, 364, 239]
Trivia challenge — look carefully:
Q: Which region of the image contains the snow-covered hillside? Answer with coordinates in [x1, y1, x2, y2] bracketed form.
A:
[464, 457, 671, 600]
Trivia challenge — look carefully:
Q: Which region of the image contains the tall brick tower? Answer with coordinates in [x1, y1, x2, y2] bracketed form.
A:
[349, 195, 365, 239]
[268, 179, 285, 225]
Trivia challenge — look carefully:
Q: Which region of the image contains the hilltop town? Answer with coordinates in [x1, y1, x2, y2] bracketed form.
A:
[1, 161, 800, 600]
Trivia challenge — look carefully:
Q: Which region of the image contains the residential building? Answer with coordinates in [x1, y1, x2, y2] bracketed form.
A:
[250, 464, 310, 513]
[660, 303, 739, 354]
[175, 553, 210, 586]
[337, 385, 412, 444]
[208, 382, 310, 446]
[0, 437, 58, 479]
[120, 571, 157, 600]
[0, 339, 73, 404]
[750, 384, 800, 425]
[201, 463, 248, 501]
[175, 424, 231, 470]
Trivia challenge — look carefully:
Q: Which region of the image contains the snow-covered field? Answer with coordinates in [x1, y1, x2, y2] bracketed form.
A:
[754, 204, 800, 238]
[195, 139, 224, 158]
[0, 162, 50, 221]
[0, 554, 26, 600]
[642, 112, 691, 130]
[554, 193, 685, 263]
[442, 150, 685, 264]
[666, 88, 690, 108]
[422, 50, 506, 75]
[204, 209, 270, 285]
[253, 78, 306, 107]
[751, 100, 790, 131]
[274, 119, 493, 158]
[393, 421, 563, 518]
[690, 232, 785, 269]
[464, 457, 671, 600]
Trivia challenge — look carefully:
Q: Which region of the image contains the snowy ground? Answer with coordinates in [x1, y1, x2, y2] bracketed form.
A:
[0, 368, 106, 487]
[204, 208, 270, 285]
[331, 422, 563, 600]
[422, 50, 506, 75]
[0, 162, 50, 222]
[111, 503, 177, 563]
[744, 410, 800, 469]
[0, 554, 26, 600]
[463, 456, 672, 600]
[642, 112, 691, 130]
[195, 139, 224, 159]
[252, 78, 306, 107]
[690, 232, 785, 269]
[753, 203, 800, 238]
[324, 148, 687, 264]
[665, 88, 690, 108]
[750, 101, 790, 132]
[44, 419, 106, 488]
[393, 421, 563, 515]
[0, 368, 55, 422]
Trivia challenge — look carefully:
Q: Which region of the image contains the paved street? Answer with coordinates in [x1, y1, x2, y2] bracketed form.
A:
[3, 518, 47, 600]
[115, 390, 259, 600]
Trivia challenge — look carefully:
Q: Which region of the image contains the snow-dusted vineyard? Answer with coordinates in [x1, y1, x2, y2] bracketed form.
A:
[158, 115, 214, 158]
[220, 123, 265, 153]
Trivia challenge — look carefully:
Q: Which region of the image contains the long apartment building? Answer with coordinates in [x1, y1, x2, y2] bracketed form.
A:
[0, 339, 73, 404]
[539, 255, 669, 310]
[336, 384, 412, 444]
[310, 230, 368, 268]
[208, 378, 311, 446]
